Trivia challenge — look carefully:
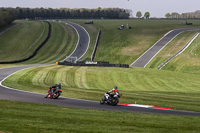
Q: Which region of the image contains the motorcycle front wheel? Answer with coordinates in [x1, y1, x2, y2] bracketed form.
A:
[100, 98, 105, 104]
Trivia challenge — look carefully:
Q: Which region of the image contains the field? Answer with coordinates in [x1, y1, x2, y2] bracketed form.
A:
[0, 20, 48, 62]
[0, 20, 78, 64]
[1, 100, 200, 133]
[147, 31, 200, 74]
[69, 19, 200, 65]
[1, 19, 200, 132]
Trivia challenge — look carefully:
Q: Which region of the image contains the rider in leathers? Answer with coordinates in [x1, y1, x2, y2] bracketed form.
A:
[48, 83, 61, 95]
[105, 86, 119, 100]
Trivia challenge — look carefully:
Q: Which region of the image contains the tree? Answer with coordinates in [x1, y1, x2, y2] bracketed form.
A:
[144, 12, 150, 19]
[136, 11, 142, 18]
[171, 12, 180, 19]
[165, 13, 171, 18]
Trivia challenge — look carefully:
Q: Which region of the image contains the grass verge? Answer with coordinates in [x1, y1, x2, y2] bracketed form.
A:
[0, 20, 48, 62]
[146, 31, 200, 74]
[0, 100, 200, 133]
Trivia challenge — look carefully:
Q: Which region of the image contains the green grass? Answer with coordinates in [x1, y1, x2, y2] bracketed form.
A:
[1, 19, 200, 132]
[0, 20, 78, 64]
[163, 33, 200, 74]
[146, 31, 200, 74]
[68, 19, 200, 65]
[0, 20, 48, 62]
[146, 31, 197, 68]
[0, 100, 200, 133]
[3, 65, 200, 112]
[24, 21, 78, 64]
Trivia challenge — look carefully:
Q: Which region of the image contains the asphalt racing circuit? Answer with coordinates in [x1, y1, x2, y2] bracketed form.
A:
[0, 22, 200, 116]
[64, 21, 90, 61]
[131, 28, 200, 67]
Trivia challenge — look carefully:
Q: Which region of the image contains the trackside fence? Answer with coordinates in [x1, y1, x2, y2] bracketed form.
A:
[91, 30, 101, 61]
[58, 61, 129, 68]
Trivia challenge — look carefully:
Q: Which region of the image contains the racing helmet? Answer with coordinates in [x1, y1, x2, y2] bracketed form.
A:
[58, 83, 61, 87]
[114, 86, 118, 89]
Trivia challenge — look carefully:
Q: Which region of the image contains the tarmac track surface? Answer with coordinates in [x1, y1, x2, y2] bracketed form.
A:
[131, 28, 200, 67]
[64, 21, 90, 61]
[0, 65, 200, 116]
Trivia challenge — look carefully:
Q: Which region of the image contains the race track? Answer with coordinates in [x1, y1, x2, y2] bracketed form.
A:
[1, 65, 200, 116]
[64, 21, 90, 61]
[0, 23, 200, 116]
[131, 28, 200, 67]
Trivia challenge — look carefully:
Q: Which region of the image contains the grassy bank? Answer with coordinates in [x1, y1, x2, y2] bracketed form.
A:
[0, 20, 78, 64]
[146, 31, 200, 74]
[162, 33, 200, 74]
[0, 20, 48, 62]
[69, 19, 200, 65]
[24, 21, 78, 64]
[0, 100, 200, 133]
[3, 65, 200, 112]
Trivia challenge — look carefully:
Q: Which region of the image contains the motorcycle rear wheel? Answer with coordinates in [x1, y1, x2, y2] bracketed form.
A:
[111, 98, 119, 106]
[53, 93, 60, 99]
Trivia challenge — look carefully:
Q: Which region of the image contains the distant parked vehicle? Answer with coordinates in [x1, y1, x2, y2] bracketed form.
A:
[85, 20, 93, 24]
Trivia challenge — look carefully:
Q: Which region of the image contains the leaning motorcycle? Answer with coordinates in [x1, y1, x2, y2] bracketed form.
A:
[44, 88, 62, 99]
[100, 92, 122, 106]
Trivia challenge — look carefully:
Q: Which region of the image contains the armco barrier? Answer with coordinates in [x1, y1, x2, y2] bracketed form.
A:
[0, 21, 51, 64]
[91, 30, 101, 61]
[58, 61, 129, 68]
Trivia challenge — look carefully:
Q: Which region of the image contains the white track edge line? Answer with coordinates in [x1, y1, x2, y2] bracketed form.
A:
[130, 30, 174, 66]
[65, 22, 90, 61]
[0, 65, 97, 103]
[143, 31, 184, 68]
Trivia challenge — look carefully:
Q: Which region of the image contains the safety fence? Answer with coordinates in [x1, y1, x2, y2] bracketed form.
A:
[91, 30, 101, 61]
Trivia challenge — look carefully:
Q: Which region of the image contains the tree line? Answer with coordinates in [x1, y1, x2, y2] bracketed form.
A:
[0, 7, 130, 26]
[0, 8, 16, 27]
[165, 10, 200, 19]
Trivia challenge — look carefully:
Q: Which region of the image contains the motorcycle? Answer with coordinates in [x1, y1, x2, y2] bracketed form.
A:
[44, 87, 62, 99]
[100, 92, 122, 106]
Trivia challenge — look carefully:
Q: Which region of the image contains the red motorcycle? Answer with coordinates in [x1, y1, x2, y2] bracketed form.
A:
[44, 87, 62, 99]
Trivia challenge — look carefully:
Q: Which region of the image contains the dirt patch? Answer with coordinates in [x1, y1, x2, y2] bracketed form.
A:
[84, 25, 97, 33]
[121, 43, 150, 56]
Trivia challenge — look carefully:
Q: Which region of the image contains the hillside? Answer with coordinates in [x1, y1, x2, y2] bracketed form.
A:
[69, 19, 199, 63]
[0, 20, 78, 64]
[1, 19, 200, 132]
[1, 19, 200, 110]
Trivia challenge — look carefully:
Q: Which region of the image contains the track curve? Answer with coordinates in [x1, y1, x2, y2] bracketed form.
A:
[64, 21, 90, 61]
[1, 65, 200, 116]
[0, 23, 200, 116]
